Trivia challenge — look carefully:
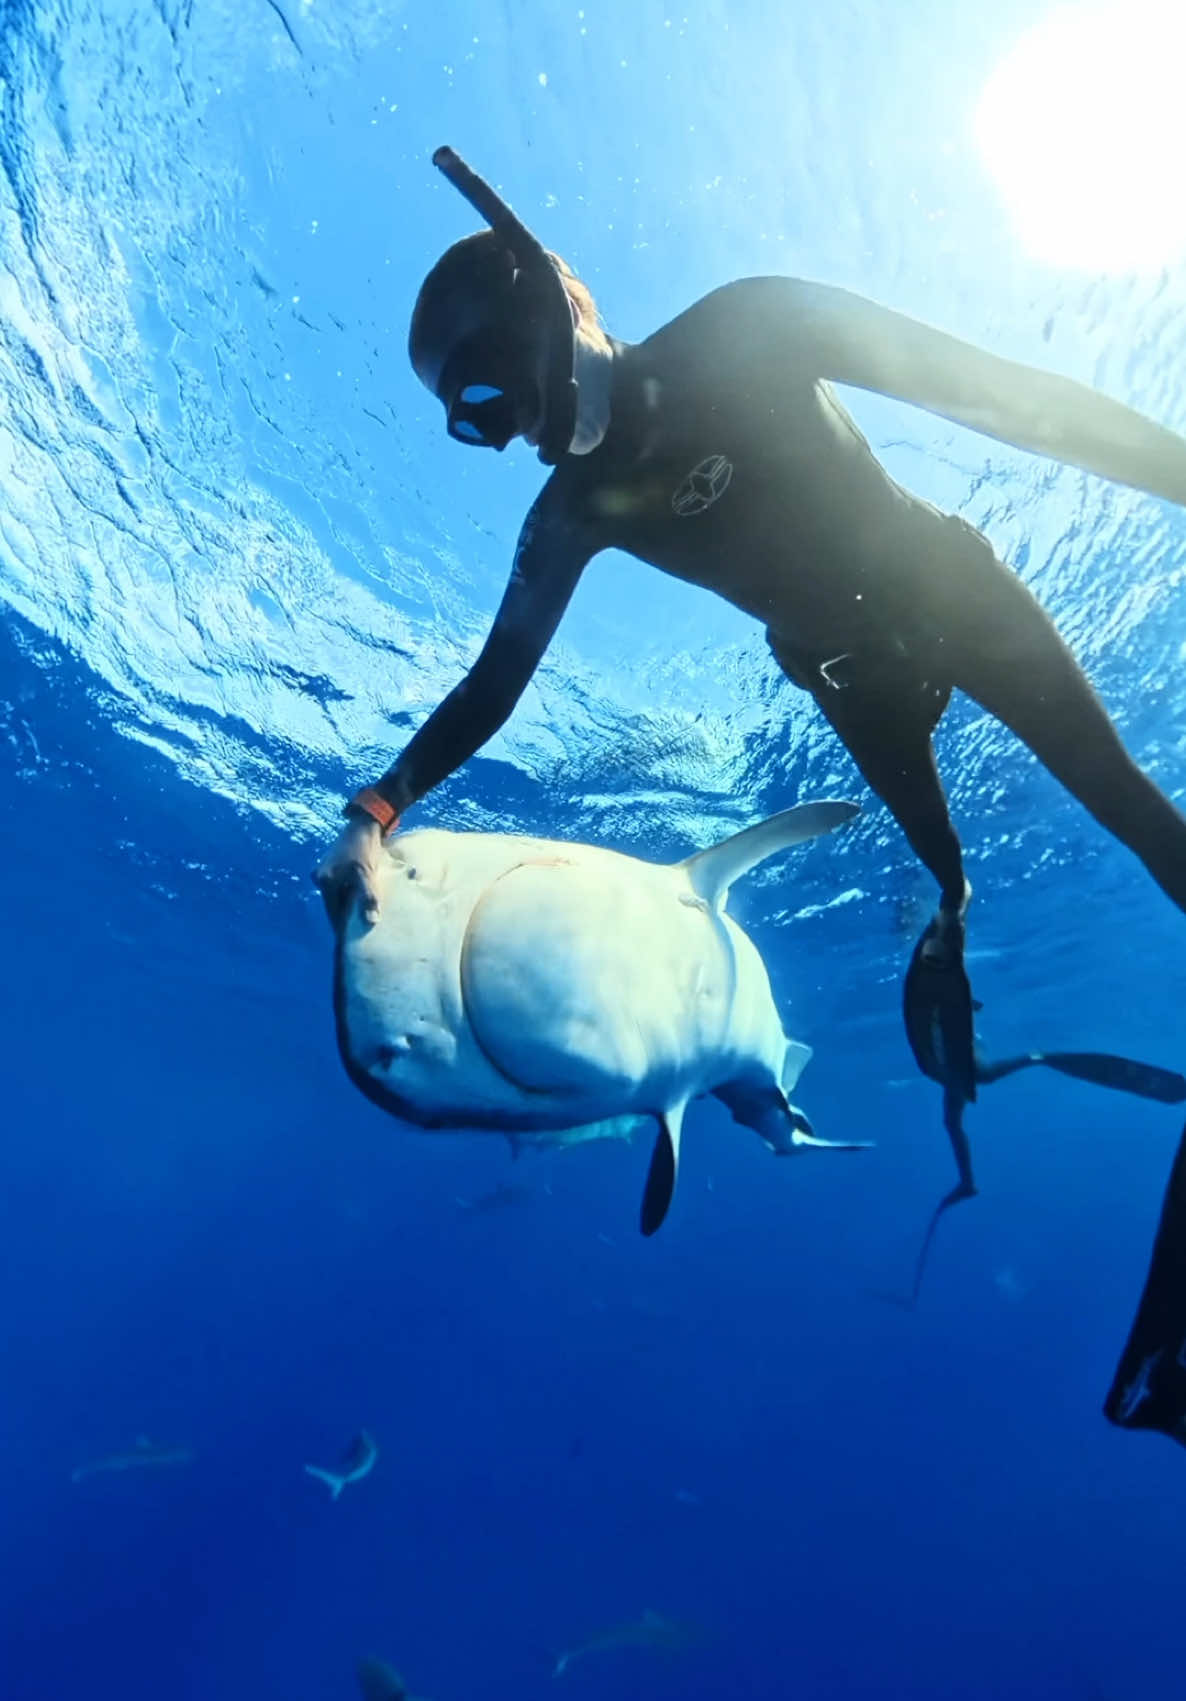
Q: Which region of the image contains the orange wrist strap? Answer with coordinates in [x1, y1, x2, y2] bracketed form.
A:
[348, 787, 401, 837]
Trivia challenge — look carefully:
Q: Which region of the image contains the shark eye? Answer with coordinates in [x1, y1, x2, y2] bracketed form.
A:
[373, 1044, 397, 1070]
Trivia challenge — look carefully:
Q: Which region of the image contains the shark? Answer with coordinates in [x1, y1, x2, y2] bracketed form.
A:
[552, 1608, 698, 1676]
[356, 1657, 433, 1701]
[304, 1429, 378, 1501]
[454, 1179, 544, 1213]
[70, 1435, 193, 1485]
[331, 801, 870, 1234]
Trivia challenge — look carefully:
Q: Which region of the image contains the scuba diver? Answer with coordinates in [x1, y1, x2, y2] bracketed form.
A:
[316, 146, 1186, 1202]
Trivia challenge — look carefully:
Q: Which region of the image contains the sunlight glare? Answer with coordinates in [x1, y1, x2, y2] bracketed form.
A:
[975, 1, 1186, 272]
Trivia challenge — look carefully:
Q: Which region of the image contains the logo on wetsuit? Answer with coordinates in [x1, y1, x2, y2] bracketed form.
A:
[671, 454, 733, 517]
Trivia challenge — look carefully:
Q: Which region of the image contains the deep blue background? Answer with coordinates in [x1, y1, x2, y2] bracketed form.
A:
[4, 2, 1186, 1698]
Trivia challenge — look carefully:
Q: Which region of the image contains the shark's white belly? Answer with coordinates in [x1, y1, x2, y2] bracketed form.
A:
[337, 828, 787, 1131]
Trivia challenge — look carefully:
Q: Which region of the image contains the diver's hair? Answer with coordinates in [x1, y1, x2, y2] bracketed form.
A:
[548, 251, 612, 356]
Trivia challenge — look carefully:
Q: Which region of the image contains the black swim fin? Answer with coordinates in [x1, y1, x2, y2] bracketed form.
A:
[896, 1041, 1186, 1310]
[1104, 1118, 1186, 1449]
[883, 1086, 978, 1311]
[976, 1050, 1186, 1103]
[901, 916, 980, 1267]
[902, 916, 978, 1102]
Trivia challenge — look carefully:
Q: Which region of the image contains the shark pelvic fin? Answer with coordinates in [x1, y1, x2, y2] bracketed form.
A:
[679, 801, 860, 908]
[782, 1039, 813, 1095]
[640, 1104, 687, 1236]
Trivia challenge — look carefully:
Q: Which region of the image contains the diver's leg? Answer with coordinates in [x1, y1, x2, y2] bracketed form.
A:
[769, 634, 977, 1098]
[808, 670, 978, 1098]
[949, 555, 1186, 912]
[800, 666, 967, 913]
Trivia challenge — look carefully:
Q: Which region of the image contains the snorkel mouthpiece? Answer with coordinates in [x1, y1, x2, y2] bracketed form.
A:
[430, 146, 578, 465]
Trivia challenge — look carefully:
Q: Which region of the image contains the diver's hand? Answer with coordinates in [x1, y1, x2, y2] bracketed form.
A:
[314, 812, 384, 932]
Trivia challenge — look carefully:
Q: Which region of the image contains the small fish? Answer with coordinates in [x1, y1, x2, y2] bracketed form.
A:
[304, 1429, 378, 1501]
[552, 1608, 697, 1677]
[70, 1434, 193, 1485]
[993, 1265, 1026, 1303]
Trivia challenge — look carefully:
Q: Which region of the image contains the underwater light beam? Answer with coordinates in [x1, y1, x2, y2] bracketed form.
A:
[975, 1, 1186, 273]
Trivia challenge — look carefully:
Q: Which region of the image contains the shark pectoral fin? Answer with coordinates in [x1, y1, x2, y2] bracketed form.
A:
[640, 1105, 687, 1237]
[679, 801, 860, 906]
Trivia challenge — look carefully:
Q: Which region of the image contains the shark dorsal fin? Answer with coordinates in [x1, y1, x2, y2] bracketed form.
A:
[679, 801, 859, 908]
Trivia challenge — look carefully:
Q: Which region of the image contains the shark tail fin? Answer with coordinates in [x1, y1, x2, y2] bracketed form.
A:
[678, 801, 859, 909]
[304, 1463, 345, 1500]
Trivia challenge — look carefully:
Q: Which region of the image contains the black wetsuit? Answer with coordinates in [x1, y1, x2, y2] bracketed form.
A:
[368, 275, 1186, 920]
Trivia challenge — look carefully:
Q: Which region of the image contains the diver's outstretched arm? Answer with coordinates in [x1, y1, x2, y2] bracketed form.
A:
[769, 277, 1186, 508]
[360, 495, 593, 819]
[315, 492, 595, 924]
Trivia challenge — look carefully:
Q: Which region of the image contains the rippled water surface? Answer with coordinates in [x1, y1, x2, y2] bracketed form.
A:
[3, 3, 1186, 1697]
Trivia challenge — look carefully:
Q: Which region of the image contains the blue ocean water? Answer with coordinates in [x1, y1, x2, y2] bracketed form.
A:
[4, 1, 1186, 1697]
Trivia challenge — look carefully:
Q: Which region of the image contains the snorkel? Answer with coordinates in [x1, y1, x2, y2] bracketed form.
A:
[430, 146, 578, 466]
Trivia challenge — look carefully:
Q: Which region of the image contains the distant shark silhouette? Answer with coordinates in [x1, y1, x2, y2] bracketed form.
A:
[552, 1608, 698, 1676]
[356, 1656, 433, 1700]
[454, 1179, 542, 1214]
[333, 803, 869, 1235]
[70, 1435, 193, 1484]
[304, 1429, 378, 1500]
